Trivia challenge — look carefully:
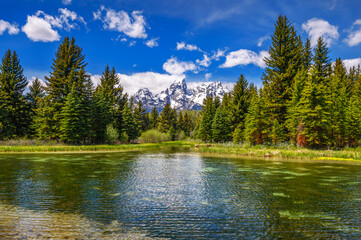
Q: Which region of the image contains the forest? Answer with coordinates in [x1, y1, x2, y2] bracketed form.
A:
[1, 15, 361, 149]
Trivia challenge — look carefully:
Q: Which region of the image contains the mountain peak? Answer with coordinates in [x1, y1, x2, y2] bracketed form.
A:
[133, 79, 229, 111]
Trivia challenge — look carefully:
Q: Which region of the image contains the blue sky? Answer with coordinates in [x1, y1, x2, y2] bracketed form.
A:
[1, 0, 361, 94]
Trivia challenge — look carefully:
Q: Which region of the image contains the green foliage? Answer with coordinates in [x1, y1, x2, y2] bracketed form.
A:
[0, 50, 30, 139]
[158, 103, 176, 133]
[105, 124, 119, 143]
[198, 96, 217, 141]
[149, 107, 159, 129]
[59, 85, 87, 143]
[212, 107, 232, 142]
[138, 129, 170, 143]
[120, 101, 138, 142]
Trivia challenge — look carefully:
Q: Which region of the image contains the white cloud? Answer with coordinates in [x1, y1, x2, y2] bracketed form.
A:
[302, 18, 339, 47]
[205, 73, 212, 80]
[220, 49, 269, 68]
[257, 35, 270, 47]
[117, 72, 185, 95]
[211, 49, 226, 60]
[196, 54, 211, 67]
[163, 57, 197, 75]
[27, 77, 46, 88]
[345, 20, 361, 47]
[0, 20, 19, 35]
[176, 41, 201, 51]
[62, 0, 72, 5]
[343, 58, 361, 70]
[145, 37, 159, 48]
[22, 8, 86, 42]
[129, 40, 136, 46]
[94, 6, 148, 39]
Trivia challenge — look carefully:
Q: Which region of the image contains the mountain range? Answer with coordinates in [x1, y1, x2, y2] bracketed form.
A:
[132, 79, 230, 111]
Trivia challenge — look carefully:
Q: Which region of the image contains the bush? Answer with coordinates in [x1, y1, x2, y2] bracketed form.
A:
[105, 124, 119, 143]
[177, 131, 187, 140]
[138, 129, 170, 143]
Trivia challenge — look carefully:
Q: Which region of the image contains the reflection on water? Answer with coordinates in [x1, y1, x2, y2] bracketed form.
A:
[0, 148, 361, 239]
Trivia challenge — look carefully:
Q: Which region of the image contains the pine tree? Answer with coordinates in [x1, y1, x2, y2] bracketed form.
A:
[177, 111, 184, 132]
[182, 112, 192, 136]
[212, 107, 232, 142]
[149, 106, 159, 129]
[230, 74, 251, 140]
[346, 79, 361, 147]
[262, 15, 303, 141]
[303, 38, 313, 70]
[198, 96, 217, 142]
[286, 68, 308, 143]
[26, 78, 44, 137]
[0, 50, 30, 139]
[244, 90, 267, 145]
[158, 103, 176, 133]
[39, 37, 91, 139]
[134, 101, 147, 133]
[329, 58, 348, 147]
[59, 85, 86, 143]
[120, 100, 138, 142]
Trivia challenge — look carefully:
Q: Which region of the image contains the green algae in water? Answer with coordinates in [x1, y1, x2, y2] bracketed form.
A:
[236, 168, 252, 172]
[106, 192, 121, 197]
[283, 176, 295, 180]
[279, 210, 337, 220]
[273, 192, 290, 198]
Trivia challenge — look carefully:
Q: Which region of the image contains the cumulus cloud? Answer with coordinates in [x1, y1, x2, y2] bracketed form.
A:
[345, 20, 361, 47]
[302, 18, 339, 47]
[62, 0, 72, 5]
[27, 77, 46, 88]
[0, 20, 19, 35]
[163, 57, 197, 75]
[94, 6, 148, 39]
[117, 72, 185, 95]
[343, 58, 361, 70]
[22, 8, 86, 42]
[257, 35, 270, 47]
[145, 37, 159, 48]
[196, 54, 211, 67]
[220, 49, 269, 68]
[211, 49, 226, 60]
[176, 42, 201, 51]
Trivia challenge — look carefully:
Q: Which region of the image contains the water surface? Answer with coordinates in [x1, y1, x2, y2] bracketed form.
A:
[0, 147, 360, 239]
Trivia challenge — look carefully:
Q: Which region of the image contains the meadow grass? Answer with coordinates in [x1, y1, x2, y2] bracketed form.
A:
[194, 142, 361, 161]
[0, 141, 194, 153]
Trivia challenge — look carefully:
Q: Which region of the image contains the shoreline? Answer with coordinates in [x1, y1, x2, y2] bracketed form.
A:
[1, 141, 361, 163]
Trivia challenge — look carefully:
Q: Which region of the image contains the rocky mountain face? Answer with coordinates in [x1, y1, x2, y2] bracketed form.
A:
[132, 79, 229, 111]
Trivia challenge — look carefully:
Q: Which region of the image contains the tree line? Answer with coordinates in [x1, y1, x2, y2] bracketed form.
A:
[1, 15, 361, 148]
[0, 37, 196, 143]
[194, 15, 361, 149]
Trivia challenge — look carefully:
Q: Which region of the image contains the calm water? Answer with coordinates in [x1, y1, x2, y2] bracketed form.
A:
[0, 147, 361, 239]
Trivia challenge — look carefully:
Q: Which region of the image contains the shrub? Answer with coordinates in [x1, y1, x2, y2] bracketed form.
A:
[138, 129, 170, 143]
[177, 131, 187, 140]
[105, 124, 119, 143]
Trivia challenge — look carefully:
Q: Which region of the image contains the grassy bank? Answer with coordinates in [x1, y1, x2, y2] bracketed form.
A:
[195, 143, 361, 161]
[0, 141, 194, 153]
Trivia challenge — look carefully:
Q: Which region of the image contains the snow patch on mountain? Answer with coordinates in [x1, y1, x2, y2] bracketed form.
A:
[133, 79, 230, 111]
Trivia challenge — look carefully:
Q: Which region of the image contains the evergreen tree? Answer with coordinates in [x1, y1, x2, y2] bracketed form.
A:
[198, 96, 217, 142]
[303, 38, 313, 70]
[212, 107, 232, 142]
[120, 100, 138, 142]
[230, 74, 251, 139]
[158, 103, 177, 133]
[329, 58, 348, 147]
[59, 85, 86, 143]
[244, 91, 267, 145]
[134, 101, 147, 133]
[0, 50, 30, 139]
[346, 79, 361, 147]
[149, 106, 159, 129]
[286, 68, 308, 143]
[182, 112, 192, 136]
[262, 15, 303, 141]
[26, 78, 44, 137]
[177, 111, 184, 132]
[39, 37, 91, 139]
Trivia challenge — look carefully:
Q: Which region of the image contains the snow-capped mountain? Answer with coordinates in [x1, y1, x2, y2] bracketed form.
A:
[133, 79, 230, 111]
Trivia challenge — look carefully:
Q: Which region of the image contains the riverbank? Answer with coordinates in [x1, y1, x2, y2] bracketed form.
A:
[1, 140, 361, 162]
[0, 141, 194, 153]
[195, 143, 361, 161]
